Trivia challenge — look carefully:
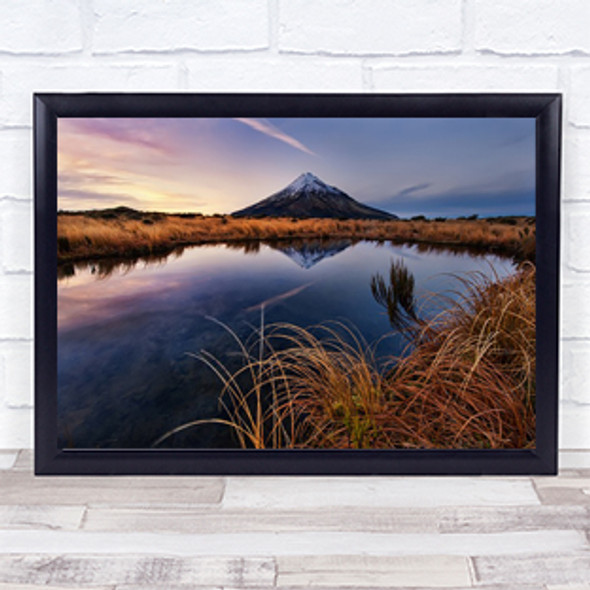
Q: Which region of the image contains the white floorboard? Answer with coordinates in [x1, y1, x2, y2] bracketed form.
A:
[0, 449, 588, 589]
[1, 529, 585, 557]
[222, 477, 541, 509]
[0, 452, 17, 470]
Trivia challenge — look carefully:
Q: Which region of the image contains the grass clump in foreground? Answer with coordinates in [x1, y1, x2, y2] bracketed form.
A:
[154, 264, 536, 450]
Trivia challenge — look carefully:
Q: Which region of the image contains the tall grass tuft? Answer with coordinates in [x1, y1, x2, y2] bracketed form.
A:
[383, 263, 536, 449]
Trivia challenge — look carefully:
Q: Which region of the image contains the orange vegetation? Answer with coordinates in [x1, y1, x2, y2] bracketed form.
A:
[58, 208, 536, 263]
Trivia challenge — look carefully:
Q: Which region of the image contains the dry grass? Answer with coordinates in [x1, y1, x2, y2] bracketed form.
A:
[371, 263, 536, 449]
[154, 264, 536, 450]
[58, 208, 536, 263]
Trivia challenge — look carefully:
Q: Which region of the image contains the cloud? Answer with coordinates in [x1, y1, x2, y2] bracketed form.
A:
[369, 169, 535, 217]
[375, 169, 533, 207]
[373, 188, 535, 218]
[58, 185, 207, 212]
[58, 189, 143, 210]
[61, 118, 176, 158]
[496, 129, 535, 149]
[393, 183, 432, 200]
[58, 170, 128, 190]
[234, 118, 315, 155]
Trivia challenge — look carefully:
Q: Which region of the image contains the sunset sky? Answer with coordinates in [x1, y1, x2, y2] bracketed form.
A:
[58, 117, 535, 217]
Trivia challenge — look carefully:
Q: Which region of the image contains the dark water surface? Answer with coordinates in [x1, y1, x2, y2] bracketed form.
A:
[57, 240, 515, 448]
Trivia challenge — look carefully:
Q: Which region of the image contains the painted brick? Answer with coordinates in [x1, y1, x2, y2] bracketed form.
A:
[186, 57, 364, 90]
[0, 354, 4, 406]
[562, 342, 590, 404]
[562, 283, 590, 339]
[561, 404, 590, 449]
[278, 0, 462, 56]
[559, 450, 590, 469]
[566, 208, 590, 273]
[0, 130, 31, 198]
[371, 64, 559, 91]
[564, 128, 590, 202]
[474, 0, 590, 55]
[567, 66, 590, 127]
[92, 0, 269, 53]
[0, 64, 180, 128]
[0, 200, 32, 273]
[0, 0, 83, 55]
[0, 341, 33, 409]
[0, 276, 32, 339]
[0, 408, 31, 448]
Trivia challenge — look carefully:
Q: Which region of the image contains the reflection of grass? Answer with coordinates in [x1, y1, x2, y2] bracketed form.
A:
[57, 247, 186, 280]
[154, 264, 536, 450]
[371, 259, 417, 330]
[58, 208, 535, 263]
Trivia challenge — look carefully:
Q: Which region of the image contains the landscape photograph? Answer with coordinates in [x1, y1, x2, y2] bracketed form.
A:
[57, 116, 536, 450]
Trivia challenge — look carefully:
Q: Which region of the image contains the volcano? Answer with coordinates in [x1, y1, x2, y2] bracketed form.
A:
[232, 173, 396, 220]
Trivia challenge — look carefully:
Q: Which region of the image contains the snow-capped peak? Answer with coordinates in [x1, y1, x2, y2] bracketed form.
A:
[287, 172, 331, 193]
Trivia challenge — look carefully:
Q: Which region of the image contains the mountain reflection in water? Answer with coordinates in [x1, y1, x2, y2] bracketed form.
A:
[57, 238, 516, 449]
[58, 237, 504, 281]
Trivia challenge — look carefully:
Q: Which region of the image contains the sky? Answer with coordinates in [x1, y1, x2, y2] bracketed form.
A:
[58, 116, 536, 218]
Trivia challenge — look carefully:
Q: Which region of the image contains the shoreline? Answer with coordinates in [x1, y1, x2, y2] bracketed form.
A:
[57, 213, 536, 265]
[57, 234, 523, 267]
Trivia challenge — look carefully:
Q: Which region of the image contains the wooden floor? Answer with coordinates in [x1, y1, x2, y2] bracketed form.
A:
[0, 450, 589, 589]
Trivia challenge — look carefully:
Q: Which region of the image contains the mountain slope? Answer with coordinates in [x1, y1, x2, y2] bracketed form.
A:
[233, 172, 396, 220]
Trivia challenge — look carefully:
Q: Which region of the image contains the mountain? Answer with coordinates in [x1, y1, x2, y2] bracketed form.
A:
[271, 239, 353, 269]
[232, 172, 397, 220]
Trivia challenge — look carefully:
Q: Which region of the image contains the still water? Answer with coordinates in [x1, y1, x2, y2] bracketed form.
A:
[57, 240, 515, 449]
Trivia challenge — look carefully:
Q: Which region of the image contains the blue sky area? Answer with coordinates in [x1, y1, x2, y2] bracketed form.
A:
[59, 117, 535, 218]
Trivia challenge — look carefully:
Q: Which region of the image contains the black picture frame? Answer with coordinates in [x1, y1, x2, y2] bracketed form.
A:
[34, 92, 561, 475]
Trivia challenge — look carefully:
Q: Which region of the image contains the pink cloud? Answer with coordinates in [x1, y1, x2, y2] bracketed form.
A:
[234, 118, 315, 155]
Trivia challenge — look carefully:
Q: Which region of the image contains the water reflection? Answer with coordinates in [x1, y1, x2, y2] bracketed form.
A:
[270, 238, 353, 269]
[223, 240, 261, 255]
[371, 259, 417, 330]
[58, 237, 509, 281]
[57, 246, 187, 281]
[57, 239, 516, 449]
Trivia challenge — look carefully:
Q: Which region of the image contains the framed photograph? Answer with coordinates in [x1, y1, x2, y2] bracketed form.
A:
[35, 93, 560, 475]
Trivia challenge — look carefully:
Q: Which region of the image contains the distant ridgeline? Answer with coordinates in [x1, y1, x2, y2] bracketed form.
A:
[233, 172, 397, 220]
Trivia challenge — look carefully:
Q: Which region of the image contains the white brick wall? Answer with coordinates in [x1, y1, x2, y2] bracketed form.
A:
[567, 66, 590, 127]
[473, 0, 590, 56]
[278, 0, 463, 56]
[93, 0, 270, 53]
[370, 64, 560, 92]
[0, 0, 587, 449]
[0, 0, 84, 55]
[186, 57, 364, 91]
[1, 200, 32, 273]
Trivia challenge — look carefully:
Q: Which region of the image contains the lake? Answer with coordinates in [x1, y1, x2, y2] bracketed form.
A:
[57, 239, 515, 449]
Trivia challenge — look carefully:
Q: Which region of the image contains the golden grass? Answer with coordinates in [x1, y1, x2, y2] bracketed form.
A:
[154, 264, 536, 450]
[58, 210, 536, 263]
